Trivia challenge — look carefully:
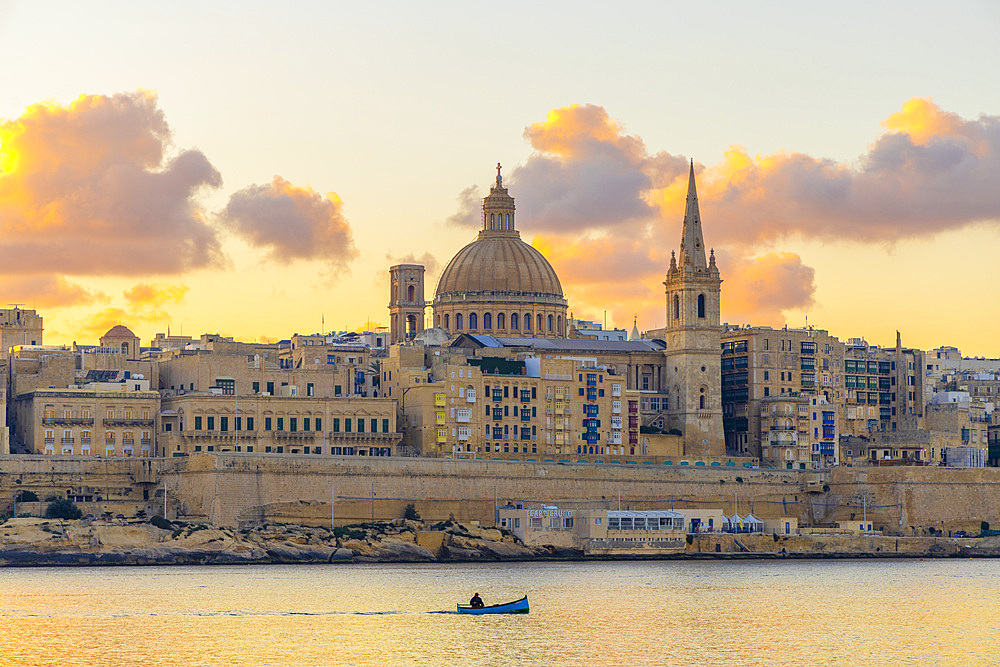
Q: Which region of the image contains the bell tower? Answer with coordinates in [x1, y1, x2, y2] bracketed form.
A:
[389, 264, 426, 344]
[663, 160, 724, 457]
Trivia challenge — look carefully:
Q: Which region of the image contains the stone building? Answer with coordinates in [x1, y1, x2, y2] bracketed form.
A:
[388, 264, 426, 344]
[14, 386, 159, 456]
[158, 393, 400, 457]
[99, 325, 142, 358]
[720, 325, 844, 456]
[430, 165, 569, 338]
[842, 333, 924, 437]
[397, 354, 643, 461]
[0, 307, 43, 353]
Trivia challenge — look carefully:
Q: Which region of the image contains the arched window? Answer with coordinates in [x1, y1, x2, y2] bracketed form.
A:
[456, 313, 463, 330]
[524, 313, 531, 331]
[506, 213, 511, 228]
[674, 294, 680, 320]
[444, 314, 450, 330]
[698, 294, 706, 318]
[537, 314, 543, 332]
[497, 313, 505, 329]
[483, 312, 492, 330]
[511, 313, 519, 330]
[490, 213, 494, 229]
[469, 312, 478, 330]
[700, 394, 706, 410]
[407, 284, 414, 302]
[547, 314, 553, 332]
[557, 316, 562, 335]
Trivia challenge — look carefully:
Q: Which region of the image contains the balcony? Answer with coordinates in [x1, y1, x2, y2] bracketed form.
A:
[275, 431, 315, 440]
[43, 417, 94, 426]
[44, 438, 55, 445]
[103, 418, 155, 427]
[61, 437, 74, 445]
[122, 438, 135, 446]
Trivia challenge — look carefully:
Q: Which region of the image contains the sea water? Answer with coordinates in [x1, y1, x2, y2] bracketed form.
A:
[0, 559, 995, 665]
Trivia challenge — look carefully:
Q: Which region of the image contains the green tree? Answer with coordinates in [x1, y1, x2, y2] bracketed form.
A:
[45, 498, 82, 520]
[403, 503, 421, 521]
[16, 490, 38, 502]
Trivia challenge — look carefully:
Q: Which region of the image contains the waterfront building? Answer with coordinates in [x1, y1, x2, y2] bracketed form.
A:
[158, 393, 399, 457]
[842, 333, 924, 437]
[720, 325, 844, 457]
[759, 394, 814, 469]
[13, 384, 159, 456]
[395, 352, 643, 461]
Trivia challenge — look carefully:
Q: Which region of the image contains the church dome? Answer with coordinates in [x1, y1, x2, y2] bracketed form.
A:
[436, 233, 563, 298]
[102, 324, 137, 339]
[432, 164, 568, 338]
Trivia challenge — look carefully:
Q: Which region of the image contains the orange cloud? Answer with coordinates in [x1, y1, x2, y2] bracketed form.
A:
[446, 99, 1000, 328]
[0, 276, 102, 309]
[221, 175, 358, 268]
[123, 282, 189, 308]
[882, 97, 963, 145]
[720, 252, 815, 325]
[0, 91, 224, 275]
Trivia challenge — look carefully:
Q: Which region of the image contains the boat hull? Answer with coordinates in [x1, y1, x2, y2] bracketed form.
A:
[456, 596, 529, 615]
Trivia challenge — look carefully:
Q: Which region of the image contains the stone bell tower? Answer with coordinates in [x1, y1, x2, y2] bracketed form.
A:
[663, 160, 724, 457]
[389, 264, 426, 344]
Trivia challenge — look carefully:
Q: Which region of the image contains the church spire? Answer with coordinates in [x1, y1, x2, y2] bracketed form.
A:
[679, 159, 707, 269]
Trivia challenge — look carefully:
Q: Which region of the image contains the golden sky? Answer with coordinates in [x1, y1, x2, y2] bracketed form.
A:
[0, 3, 998, 355]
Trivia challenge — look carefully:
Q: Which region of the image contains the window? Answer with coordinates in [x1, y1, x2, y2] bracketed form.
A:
[277, 418, 284, 431]
[247, 417, 254, 430]
[345, 418, 352, 433]
[307, 383, 314, 397]
[483, 312, 492, 330]
[303, 418, 310, 431]
[316, 417, 322, 431]
[456, 313, 463, 330]
[382, 419, 389, 433]
[333, 418, 340, 432]
[220, 417, 229, 432]
[290, 418, 297, 432]
[194, 416, 202, 430]
[469, 312, 478, 329]
[207, 416, 215, 430]
[674, 294, 680, 319]
[371, 418, 377, 433]
[266, 381, 274, 395]
[265, 417, 272, 431]
[253, 381, 260, 393]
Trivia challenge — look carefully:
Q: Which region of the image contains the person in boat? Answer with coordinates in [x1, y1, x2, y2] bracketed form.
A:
[469, 593, 484, 608]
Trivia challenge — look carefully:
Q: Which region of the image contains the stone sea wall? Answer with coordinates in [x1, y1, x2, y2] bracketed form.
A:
[1, 454, 999, 535]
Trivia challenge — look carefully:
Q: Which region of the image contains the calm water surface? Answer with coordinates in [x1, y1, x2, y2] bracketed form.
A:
[0, 559, 995, 666]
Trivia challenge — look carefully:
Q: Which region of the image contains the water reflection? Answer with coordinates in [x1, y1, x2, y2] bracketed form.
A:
[0, 560, 996, 666]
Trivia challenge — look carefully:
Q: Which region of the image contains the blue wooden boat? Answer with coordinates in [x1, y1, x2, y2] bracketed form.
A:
[457, 595, 529, 615]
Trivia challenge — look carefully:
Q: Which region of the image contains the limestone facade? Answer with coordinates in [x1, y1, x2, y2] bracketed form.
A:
[0, 307, 43, 353]
[388, 264, 426, 344]
[158, 393, 400, 457]
[14, 388, 159, 457]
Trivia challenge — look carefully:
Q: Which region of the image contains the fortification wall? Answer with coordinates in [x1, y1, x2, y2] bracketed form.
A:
[1, 455, 1000, 533]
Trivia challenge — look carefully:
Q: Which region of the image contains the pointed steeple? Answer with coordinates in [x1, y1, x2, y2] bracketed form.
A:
[678, 159, 707, 269]
[630, 315, 640, 341]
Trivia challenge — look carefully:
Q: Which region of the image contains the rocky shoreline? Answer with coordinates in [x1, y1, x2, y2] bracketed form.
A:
[3, 517, 1000, 567]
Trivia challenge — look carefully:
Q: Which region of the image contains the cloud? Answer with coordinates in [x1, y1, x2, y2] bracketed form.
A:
[446, 99, 1000, 329]
[388, 252, 440, 275]
[221, 175, 358, 268]
[0, 91, 225, 276]
[446, 184, 482, 228]
[650, 98, 1000, 244]
[0, 276, 102, 309]
[123, 282, 189, 307]
[720, 251, 816, 325]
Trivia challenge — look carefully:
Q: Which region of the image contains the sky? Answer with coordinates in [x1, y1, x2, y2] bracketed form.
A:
[1, 1, 999, 354]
